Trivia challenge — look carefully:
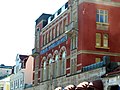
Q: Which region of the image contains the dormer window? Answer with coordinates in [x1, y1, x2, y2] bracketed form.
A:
[65, 2, 68, 9]
[50, 15, 55, 21]
[57, 8, 61, 15]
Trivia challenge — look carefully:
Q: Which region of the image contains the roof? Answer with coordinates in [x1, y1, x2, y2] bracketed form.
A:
[19, 55, 29, 62]
[0, 64, 13, 69]
[19, 55, 29, 69]
[35, 13, 52, 25]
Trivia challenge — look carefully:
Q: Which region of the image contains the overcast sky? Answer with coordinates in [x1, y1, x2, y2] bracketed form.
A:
[0, 0, 68, 66]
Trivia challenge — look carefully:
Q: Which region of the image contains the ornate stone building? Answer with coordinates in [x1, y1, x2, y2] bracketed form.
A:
[32, 0, 120, 90]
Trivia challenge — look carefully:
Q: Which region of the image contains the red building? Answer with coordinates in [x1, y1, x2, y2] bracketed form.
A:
[32, 0, 120, 89]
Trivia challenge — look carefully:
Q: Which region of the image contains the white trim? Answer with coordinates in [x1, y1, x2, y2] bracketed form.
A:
[66, 68, 70, 70]
[77, 50, 120, 56]
[77, 63, 82, 67]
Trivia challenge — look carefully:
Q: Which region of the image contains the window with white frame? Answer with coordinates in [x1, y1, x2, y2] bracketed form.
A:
[49, 29, 53, 41]
[96, 9, 108, 24]
[47, 32, 49, 43]
[63, 18, 67, 33]
[96, 33, 109, 48]
[103, 34, 108, 47]
[55, 54, 59, 77]
[49, 58, 53, 79]
[43, 34, 45, 46]
[96, 33, 101, 47]
[70, 58, 77, 74]
[53, 28, 56, 39]
[61, 51, 66, 75]
[71, 36, 77, 50]
[43, 61, 47, 81]
[59, 22, 63, 34]
[57, 25, 59, 37]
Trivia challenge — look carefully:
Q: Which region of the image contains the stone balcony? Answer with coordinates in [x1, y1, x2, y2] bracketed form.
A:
[65, 21, 78, 37]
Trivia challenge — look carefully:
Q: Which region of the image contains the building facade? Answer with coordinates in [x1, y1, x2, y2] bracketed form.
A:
[0, 64, 12, 80]
[32, 0, 120, 90]
[10, 54, 34, 90]
[0, 76, 11, 90]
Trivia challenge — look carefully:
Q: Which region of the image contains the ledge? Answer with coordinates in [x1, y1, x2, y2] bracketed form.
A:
[95, 46, 110, 49]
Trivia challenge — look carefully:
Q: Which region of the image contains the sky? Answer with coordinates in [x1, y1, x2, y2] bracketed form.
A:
[0, 0, 68, 66]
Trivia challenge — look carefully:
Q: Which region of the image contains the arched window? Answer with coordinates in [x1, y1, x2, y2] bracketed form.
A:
[48, 58, 53, 79]
[61, 51, 66, 75]
[55, 54, 59, 77]
[43, 61, 47, 81]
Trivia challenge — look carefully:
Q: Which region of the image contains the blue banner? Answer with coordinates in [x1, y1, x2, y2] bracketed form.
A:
[40, 35, 67, 54]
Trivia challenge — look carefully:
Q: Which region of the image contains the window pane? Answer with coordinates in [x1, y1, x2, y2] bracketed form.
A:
[96, 9, 108, 23]
[103, 34, 108, 47]
[55, 55, 59, 61]
[62, 51, 66, 59]
[49, 58, 53, 64]
[105, 15, 108, 23]
[96, 33, 101, 47]
[95, 58, 101, 63]
[96, 14, 99, 22]
[105, 10, 108, 14]
[100, 10, 104, 14]
[100, 15, 104, 22]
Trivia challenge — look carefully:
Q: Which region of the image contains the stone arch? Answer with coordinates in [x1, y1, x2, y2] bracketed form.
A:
[59, 46, 67, 60]
[41, 56, 46, 68]
[41, 56, 47, 81]
[53, 50, 60, 77]
[59, 46, 67, 75]
[47, 53, 53, 64]
[53, 50, 59, 62]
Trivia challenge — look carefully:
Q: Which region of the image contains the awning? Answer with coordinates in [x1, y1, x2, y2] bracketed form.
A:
[55, 87, 62, 90]
[64, 84, 76, 90]
[76, 80, 103, 90]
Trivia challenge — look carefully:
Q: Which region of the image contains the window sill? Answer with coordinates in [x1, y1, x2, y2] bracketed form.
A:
[95, 46, 110, 49]
[96, 22, 109, 30]
[96, 22, 109, 26]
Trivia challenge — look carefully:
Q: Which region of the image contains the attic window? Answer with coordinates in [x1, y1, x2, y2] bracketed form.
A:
[57, 8, 61, 15]
[65, 2, 68, 9]
[50, 15, 54, 21]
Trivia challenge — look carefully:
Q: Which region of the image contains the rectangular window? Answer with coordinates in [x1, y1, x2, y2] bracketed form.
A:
[43, 34, 45, 46]
[95, 58, 101, 63]
[103, 34, 108, 47]
[63, 18, 67, 33]
[96, 33, 101, 47]
[70, 58, 76, 74]
[59, 22, 63, 34]
[96, 33, 109, 48]
[71, 36, 77, 50]
[46, 32, 49, 43]
[53, 28, 56, 39]
[57, 25, 59, 37]
[96, 9, 108, 24]
[49, 30, 52, 41]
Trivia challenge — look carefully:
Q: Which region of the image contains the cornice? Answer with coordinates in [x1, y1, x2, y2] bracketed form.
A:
[79, 0, 120, 7]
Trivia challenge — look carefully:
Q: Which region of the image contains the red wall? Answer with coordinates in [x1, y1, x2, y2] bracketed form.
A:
[36, 1, 120, 80]
[112, 0, 120, 2]
[77, 2, 120, 66]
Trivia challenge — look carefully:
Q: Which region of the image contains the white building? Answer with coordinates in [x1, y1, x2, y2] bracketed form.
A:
[10, 54, 34, 90]
[0, 76, 11, 90]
